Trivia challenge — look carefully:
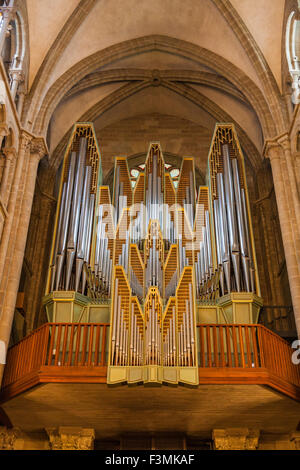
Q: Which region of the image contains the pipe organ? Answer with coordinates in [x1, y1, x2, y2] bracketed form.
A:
[208, 125, 260, 298]
[45, 122, 262, 387]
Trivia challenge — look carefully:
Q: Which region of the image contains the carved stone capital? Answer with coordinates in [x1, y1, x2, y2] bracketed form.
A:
[30, 137, 47, 161]
[212, 428, 260, 450]
[0, 426, 20, 450]
[290, 432, 300, 450]
[0, 5, 16, 20]
[0, 125, 9, 138]
[263, 141, 281, 162]
[19, 130, 33, 152]
[9, 69, 24, 83]
[46, 426, 95, 450]
[277, 134, 291, 153]
[2, 146, 16, 161]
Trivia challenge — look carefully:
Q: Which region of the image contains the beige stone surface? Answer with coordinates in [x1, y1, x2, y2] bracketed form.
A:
[26, 0, 80, 87]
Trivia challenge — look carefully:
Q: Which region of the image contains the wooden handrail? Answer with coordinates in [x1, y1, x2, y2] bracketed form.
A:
[197, 324, 300, 386]
[1, 323, 110, 389]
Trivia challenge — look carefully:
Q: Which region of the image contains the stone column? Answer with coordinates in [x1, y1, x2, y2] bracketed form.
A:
[17, 88, 25, 117]
[295, 151, 300, 190]
[0, 125, 8, 185]
[24, 164, 57, 332]
[0, 137, 46, 384]
[9, 70, 23, 101]
[0, 3, 15, 55]
[212, 428, 260, 450]
[1, 146, 16, 207]
[266, 143, 300, 338]
[0, 131, 31, 284]
[46, 427, 95, 450]
[278, 135, 300, 239]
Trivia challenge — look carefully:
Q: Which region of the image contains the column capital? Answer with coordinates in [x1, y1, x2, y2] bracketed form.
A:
[263, 141, 282, 161]
[277, 133, 291, 152]
[2, 146, 16, 160]
[212, 428, 260, 450]
[30, 137, 47, 161]
[290, 432, 300, 450]
[263, 134, 292, 159]
[0, 124, 9, 138]
[46, 426, 95, 450]
[19, 130, 33, 152]
[0, 426, 20, 450]
[9, 69, 24, 82]
[0, 5, 16, 19]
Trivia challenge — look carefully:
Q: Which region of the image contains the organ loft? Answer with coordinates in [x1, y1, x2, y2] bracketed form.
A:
[0, 0, 300, 452]
[43, 123, 263, 387]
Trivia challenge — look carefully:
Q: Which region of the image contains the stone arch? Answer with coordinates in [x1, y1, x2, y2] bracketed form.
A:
[65, 69, 246, 104]
[15, 0, 30, 89]
[28, 35, 276, 140]
[50, 79, 261, 173]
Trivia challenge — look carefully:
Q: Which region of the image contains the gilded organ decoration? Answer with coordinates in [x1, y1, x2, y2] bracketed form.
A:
[45, 122, 261, 386]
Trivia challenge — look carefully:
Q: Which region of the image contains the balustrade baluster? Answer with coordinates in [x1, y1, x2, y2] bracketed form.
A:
[61, 325, 69, 365]
[212, 326, 219, 367]
[219, 326, 225, 367]
[238, 326, 245, 368]
[200, 326, 205, 367]
[67, 324, 75, 366]
[48, 325, 56, 366]
[81, 325, 88, 366]
[206, 326, 212, 367]
[74, 325, 82, 365]
[225, 326, 232, 367]
[232, 326, 239, 367]
[101, 326, 107, 366]
[251, 326, 259, 367]
[94, 325, 101, 366]
[87, 325, 94, 366]
[54, 325, 62, 366]
[244, 326, 252, 368]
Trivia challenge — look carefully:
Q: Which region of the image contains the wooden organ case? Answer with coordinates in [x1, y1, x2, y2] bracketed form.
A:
[43, 122, 262, 387]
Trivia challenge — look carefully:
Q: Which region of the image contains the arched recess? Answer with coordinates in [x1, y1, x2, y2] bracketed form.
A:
[103, 151, 206, 192]
[1, 0, 30, 109]
[25, 35, 277, 140]
[50, 79, 261, 173]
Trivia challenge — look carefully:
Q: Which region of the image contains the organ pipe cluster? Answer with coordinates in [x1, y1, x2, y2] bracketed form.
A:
[46, 123, 260, 383]
[209, 128, 258, 297]
[47, 124, 100, 296]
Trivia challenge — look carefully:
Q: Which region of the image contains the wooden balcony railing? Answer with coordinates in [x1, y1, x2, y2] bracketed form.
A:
[197, 324, 300, 398]
[1, 323, 110, 393]
[1, 323, 299, 402]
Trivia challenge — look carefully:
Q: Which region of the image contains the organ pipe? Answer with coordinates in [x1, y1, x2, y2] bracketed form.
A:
[47, 124, 259, 378]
